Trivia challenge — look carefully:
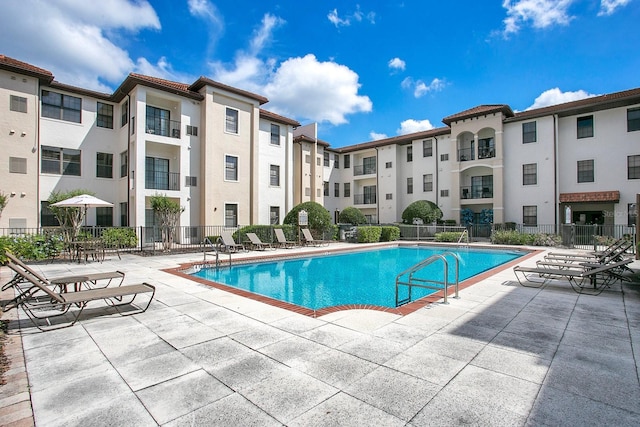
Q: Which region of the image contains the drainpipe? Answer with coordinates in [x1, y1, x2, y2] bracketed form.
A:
[36, 80, 41, 228]
[127, 94, 131, 227]
[434, 136, 439, 208]
[553, 114, 559, 234]
[375, 147, 379, 224]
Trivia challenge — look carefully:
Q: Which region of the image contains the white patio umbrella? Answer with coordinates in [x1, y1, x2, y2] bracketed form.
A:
[51, 194, 113, 237]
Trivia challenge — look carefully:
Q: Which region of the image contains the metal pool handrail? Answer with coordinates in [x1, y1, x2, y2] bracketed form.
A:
[202, 236, 231, 268]
[395, 251, 460, 306]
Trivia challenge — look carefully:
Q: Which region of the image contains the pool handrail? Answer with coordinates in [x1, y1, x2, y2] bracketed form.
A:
[395, 251, 460, 306]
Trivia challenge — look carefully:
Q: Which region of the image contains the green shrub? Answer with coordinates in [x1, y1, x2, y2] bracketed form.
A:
[357, 226, 382, 243]
[401, 200, 443, 224]
[491, 230, 534, 245]
[380, 226, 400, 242]
[283, 201, 332, 232]
[338, 207, 368, 225]
[0, 233, 64, 262]
[444, 219, 457, 226]
[435, 231, 464, 242]
[531, 233, 561, 247]
[101, 228, 138, 248]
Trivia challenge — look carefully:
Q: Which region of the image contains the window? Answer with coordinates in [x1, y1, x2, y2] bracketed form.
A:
[120, 151, 128, 178]
[270, 206, 280, 224]
[523, 206, 537, 226]
[440, 189, 449, 197]
[334, 154, 339, 169]
[577, 115, 593, 138]
[334, 183, 340, 197]
[423, 174, 433, 192]
[96, 207, 113, 227]
[317, 157, 321, 166]
[40, 202, 59, 227]
[305, 187, 311, 197]
[270, 164, 280, 186]
[344, 154, 350, 168]
[225, 107, 238, 133]
[407, 146, 413, 162]
[41, 90, 81, 123]
[145, 157, 174, 190]
[146, 106, 170, 135]
[628, 155, 640, 179]
[522, 121, 536, 143]
[41, 146, 81, 175]
[440, 153, 449, 161]
[185, 176, 197, 186]
[407, 177, 413, 194]
[386, 162, 392, 168]
[224, 204, 238, 227]
[344, 183, 350, 197]
[363, 156, 376, 174]
[225, 155, 238, 181]
[121, 100, 128, 127]
[423, 139, 433, 157]
[522, 163, 537, 185]
[323, 181, 329, 196]
[186, 125, 198, 136]
[96, 102, 113, 129]
[317, 188, 321, 197]
[120, 202, 128, 226]
[10, 95, 27, 113]
[629, 203, 637, 227]
[270, 124, 280, 145]
[305, 154, 311, 164]
[96, 152, 113, 178]
[9, 157, 27, 174]
[577, 159, 594, 183]
[628, 108, 640, 132]
[324, 151, 330, 167]
[386, 193, 393, 200]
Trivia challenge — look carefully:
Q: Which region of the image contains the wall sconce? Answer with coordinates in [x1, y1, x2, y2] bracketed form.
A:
[21, 192, 26, 197]
[21, 131, 27, 137]
[9, 130, 15, 135]
[10, 192, 16, 197]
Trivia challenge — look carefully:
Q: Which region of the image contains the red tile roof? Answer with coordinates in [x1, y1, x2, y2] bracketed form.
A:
[442, 105, 514, 125]
[260, 109, 300, 127]
[337, 127, 451, 153]
[0, 54, 53, 81]
[559, 191, 620, 203]
[190, 77, 269, 104]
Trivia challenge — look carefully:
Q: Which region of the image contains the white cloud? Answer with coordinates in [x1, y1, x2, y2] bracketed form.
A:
[598, 0, 631, 16]
[402, 77, 446, 98]
[263, 55, 372, 125]
[502, 0, 575, 37]
[250, 14, 285, 54]
[0, 0, 160, 91]
[526, 87, 598, 110]
[328, 6, 375, 27]
[370, 132, 389, 140]
[397, 119, 435, 135]
[388, 57, 406, 72]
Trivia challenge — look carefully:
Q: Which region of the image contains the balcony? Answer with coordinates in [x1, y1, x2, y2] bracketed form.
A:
[458, 148, 475, 162]
[353, 164, 376, 176]
[458, 145, 495, 161]
[354, 194, 377, 205]
[145, 171, 180, 191]
[146, 118, 181, 138]
[460, 185, 493, 199]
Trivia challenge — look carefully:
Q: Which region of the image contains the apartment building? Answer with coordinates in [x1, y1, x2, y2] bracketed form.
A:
[0, 55, 299, 236]
[324, 88, 640, 228]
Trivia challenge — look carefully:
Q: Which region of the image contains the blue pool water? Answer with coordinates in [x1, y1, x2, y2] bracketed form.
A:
[192, 246, 523, 310]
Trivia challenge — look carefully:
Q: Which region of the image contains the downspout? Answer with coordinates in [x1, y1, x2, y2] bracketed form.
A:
[36, 81, 41, 228]
[375, 147, 379, 224]
[126, 94, 131, 227]
[553, 114, 559, 233]
[434, 136, 439, 207]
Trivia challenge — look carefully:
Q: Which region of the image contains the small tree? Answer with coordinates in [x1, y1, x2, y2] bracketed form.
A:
[150, 194, 184, 251]
[47, 189, 94, 243]
[0, 191, 8, 218]
[283, 201, 332, 232]
[338, 207, 367, 225]
[401, 200, 442, 225]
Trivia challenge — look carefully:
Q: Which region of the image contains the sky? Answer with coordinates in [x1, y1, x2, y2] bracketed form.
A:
[1, 0, 638, 148]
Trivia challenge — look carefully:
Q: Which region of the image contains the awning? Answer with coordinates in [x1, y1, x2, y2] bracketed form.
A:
[559, 191, 620, 203]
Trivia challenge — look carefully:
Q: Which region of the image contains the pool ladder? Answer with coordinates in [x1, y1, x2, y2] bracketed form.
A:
[202, 237, 231, 268]
[395, 251, 461, 307]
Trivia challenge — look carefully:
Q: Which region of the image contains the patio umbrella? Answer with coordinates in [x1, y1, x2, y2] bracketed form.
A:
[51, 194, 113, 238]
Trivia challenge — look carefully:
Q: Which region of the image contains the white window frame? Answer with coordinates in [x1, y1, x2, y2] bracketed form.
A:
[225, 155, 238, 182]
[225, 107, 239, 134]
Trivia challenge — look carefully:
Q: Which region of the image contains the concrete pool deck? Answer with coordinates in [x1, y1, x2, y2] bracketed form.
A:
[1, 242, 639, 426]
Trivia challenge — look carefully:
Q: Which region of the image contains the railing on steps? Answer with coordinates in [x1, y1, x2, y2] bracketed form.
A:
[202, 236, 231, 268]
[395, 251, 461, 307]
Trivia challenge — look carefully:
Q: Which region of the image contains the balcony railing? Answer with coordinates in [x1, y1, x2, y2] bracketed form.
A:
[145, 171, 180, 191]
[460, 185, 493, 199]
[478, 146, 495, 159]
[146, 119, 181, 138]
[458, 148, 475, 162]
[353, 164, 376, 176]
[354, 194, 377, 205]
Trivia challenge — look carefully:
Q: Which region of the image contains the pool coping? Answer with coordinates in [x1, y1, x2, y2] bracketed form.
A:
[164, 242, 543, 317]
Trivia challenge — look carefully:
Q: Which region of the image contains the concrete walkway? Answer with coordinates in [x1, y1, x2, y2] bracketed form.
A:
[1, 244, 639, 426]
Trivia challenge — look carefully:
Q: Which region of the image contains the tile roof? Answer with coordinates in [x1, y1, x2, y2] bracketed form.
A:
[442, 104, 514, 125]
[559, 191, 620, 203]
[190, 77, 269, 104]
[337, 127, 451, 153]
[260, 109, 300, 127]
[0, 54, 53, 81]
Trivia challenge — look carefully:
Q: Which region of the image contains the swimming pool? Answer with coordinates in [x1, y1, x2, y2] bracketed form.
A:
[191, 246, 524, 311]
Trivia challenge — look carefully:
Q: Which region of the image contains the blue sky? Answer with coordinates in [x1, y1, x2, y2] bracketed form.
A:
[1, 0, 638, 147]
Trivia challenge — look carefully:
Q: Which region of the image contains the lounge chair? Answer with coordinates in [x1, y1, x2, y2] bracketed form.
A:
[218, 231, 245, 253]
[246, 233, 274, 251]
[274, 228, 297, 248]
[545, 239, 632, 263]
[301, 228, 331, 247]
[513, 258, 632, 295]
[3, 263, 155, 331]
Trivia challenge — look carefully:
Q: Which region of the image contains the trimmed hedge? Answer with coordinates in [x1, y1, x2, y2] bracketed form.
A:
[434, 231, 465, 242]
[491, 230, 561, 246]
[234, 225, 298, 244]
[0, 234, 64, 263]
[357, 226, 382, 243]
[380, 226, 400, 242]
[101, 227, 138, 248]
